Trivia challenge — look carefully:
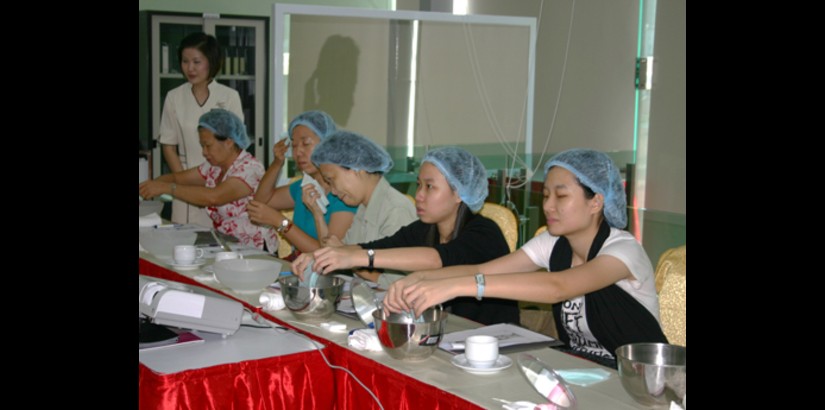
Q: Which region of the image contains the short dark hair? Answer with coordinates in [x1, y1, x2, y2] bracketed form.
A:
[178, 32, 222, 79]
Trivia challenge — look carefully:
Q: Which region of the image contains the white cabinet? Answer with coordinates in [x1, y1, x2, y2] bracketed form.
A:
[147, 13, 268, 178]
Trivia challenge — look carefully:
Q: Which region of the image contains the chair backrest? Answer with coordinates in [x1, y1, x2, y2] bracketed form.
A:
[277, 209, 295, 258]
[654, 245, 686, 346]
[478, 202, 518, 252]
[534, 225, 547, 237]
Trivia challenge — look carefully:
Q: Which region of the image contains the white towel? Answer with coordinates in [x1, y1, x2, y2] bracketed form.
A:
[347, 328, 383, 352]
[139, 212, 162, 228]
[301, 174, 329, 214]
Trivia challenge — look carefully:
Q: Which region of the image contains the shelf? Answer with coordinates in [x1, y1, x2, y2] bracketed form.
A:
[157, 73, 255, 80]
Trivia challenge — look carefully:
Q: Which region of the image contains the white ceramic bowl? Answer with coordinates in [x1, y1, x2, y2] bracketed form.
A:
[214, 259, 281, 293]
[139, 229, 196, 259]
[139, 200, 165, 217]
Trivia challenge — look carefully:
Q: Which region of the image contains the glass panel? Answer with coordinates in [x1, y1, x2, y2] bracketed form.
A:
[214, 25, 257, 77]
[159, 23, 202, 75]
[214, 25, 259, 158]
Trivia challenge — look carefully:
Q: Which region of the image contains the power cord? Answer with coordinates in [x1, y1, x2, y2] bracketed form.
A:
[243, 308, 385, 410]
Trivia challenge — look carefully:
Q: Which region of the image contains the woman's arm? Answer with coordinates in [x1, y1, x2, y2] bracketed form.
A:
[253, 139, 289, 202]
[162, 144, 184, 173]
[138, 167, 204, 199]
[400, 254, 633, 316]
[312, 246, 443, 275]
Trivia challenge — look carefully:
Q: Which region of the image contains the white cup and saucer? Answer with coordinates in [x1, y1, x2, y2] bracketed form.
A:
[168, 245, 206, 270]
[451, 335, 513, 375]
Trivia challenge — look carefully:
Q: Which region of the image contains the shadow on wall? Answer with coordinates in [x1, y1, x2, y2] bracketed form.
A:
[303, 35, 360, 126]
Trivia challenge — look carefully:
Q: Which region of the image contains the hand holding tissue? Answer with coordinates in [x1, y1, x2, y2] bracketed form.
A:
[301, 174, 329, 214]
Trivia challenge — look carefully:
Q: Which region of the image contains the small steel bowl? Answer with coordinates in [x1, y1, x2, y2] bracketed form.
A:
[372, 306, 448, 361]
[279, 275, 344, 320]
[615, 343, 686, 407]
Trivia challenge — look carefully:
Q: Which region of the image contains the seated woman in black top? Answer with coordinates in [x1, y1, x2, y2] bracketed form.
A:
[292, 146, 519, 325]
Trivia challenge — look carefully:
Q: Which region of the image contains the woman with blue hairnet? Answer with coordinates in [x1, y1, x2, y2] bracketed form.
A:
[292, 146, 520, 326]
[139, 109, 278, 251]
[247, 111, 357, 257]
[290, 130, 417, 277]
[158, 32, 245, 228]
[385, 149, 668, 368]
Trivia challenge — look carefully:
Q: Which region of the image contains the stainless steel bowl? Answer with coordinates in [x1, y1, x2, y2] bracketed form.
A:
[279, 275, 344, 320]
[372, 307, 448, 361]
[615, 343, 686, 407]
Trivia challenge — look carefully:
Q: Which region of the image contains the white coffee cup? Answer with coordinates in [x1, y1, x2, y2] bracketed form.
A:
[464, 335, 499, 368]
[215, 251, 243, 262]
[174, 245, 204, 264]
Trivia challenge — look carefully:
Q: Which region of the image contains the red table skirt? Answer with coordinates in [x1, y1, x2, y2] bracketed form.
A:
[139, 258, 482, 410]
[139, 352, 334, 410]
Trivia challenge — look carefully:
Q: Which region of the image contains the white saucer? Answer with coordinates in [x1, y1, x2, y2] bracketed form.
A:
[167, 258, 207, 270]
[451, 354, 512, 375]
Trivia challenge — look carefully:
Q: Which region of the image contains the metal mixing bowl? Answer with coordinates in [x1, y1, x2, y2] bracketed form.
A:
[279, 275, 344, 319]
[615, 343, 686, 407]
[372, 307, 448, 361]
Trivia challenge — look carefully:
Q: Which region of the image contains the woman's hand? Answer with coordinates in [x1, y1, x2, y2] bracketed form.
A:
[291, 253, 314, 280]
[311, 246, 359, 274]
[272, 138, 289, 167]
[301, 184, 324, 215]
[247, 200, 284, 226]
[320, 234, 344, 248]
[384, 274, 424, 313]
[401, 278, 458, 317]
[139, 180, 172, 200]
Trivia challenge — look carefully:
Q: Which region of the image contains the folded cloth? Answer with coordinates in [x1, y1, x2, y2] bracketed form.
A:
[348, 328, 382, 352]
[556, 368, 611, 386]
[139, 212, 162, 228]
[301, 174, 329, 214]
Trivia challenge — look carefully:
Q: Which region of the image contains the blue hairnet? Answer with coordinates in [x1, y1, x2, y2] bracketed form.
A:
[198, 109, 250, 150]
[310, 131, 393, 174]
[422, 147, 488, 213]
[543, 149, 627, 229]
[288, 110, 337, 140]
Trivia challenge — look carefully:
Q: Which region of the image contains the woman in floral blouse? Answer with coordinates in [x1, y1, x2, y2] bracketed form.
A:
[139, 109, 278, 251]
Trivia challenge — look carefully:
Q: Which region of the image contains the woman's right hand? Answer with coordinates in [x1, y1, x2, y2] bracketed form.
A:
[247, 200, 284, 226]
[272, 138, 289, 167]
[291, 253, 314, 280]
[384, 274, 423, 313]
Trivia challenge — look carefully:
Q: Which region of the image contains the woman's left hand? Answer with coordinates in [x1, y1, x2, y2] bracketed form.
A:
[139, 180, 172, 200]
[300, 184, 324, 214]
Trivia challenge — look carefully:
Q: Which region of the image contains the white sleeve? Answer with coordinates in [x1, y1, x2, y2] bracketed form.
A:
[520, 232, 556, 270]
[158, 92, 180, 145]
[598, 234, 654, 290]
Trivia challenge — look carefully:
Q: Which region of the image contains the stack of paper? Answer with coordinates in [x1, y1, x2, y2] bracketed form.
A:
[439, 323, 562, 353]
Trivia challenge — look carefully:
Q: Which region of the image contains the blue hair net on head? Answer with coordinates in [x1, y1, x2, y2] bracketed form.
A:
[288, 110, 337, 140]
[422, 147, 488, 213]
[198, 109, 250, 150]
[543, 149, 627, 229]
[310, 130, 393, 174]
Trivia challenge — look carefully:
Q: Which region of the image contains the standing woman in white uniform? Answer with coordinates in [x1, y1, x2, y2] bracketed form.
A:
[157, 32, 244, 227]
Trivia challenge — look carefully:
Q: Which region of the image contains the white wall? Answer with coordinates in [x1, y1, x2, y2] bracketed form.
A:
[465, 0, 640, 159]
[645, 0, 686, 215]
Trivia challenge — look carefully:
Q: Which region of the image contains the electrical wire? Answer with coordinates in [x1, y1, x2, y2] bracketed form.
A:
[245, 308, 385, 410]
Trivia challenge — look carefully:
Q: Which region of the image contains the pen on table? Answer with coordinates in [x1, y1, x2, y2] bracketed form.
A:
[154, 224, 183, 229]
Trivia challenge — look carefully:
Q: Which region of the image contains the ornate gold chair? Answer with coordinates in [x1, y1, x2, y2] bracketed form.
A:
[478, 202, 518, 253]
[654, 245, 686, 346]
[518, 221, 557, 338]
